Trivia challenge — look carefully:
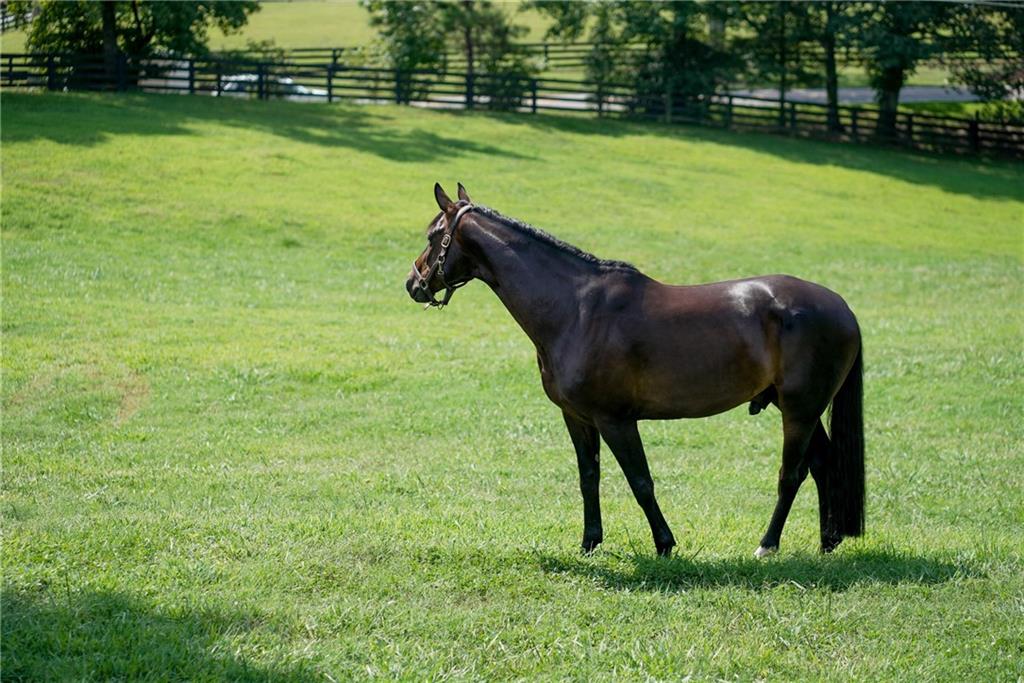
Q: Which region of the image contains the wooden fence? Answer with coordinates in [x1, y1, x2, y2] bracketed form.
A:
[5, 52, 1022, 158]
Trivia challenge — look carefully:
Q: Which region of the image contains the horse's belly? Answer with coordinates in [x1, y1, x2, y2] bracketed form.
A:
[632, 328, 774, 419]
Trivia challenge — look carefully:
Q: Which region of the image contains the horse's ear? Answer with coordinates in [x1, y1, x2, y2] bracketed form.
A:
[434, 183, 454, 212]
[457, 183, 472, 203]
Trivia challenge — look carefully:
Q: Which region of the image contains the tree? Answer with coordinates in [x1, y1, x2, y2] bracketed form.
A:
[819, 2, 849, 132]
[534, 1, 739, 120]
[757, 1, 856, 134]
[737, 3, 821, 124]
[10, 1, 257, 57]
[946, 2, 1024, 120]
[7, 0, 257, 86]
[847, 2, 956, 137]
[362, 0, 536, 110]
[361, 1, 446, 104]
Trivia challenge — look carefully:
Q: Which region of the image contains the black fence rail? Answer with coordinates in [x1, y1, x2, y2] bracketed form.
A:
[5, 53, 1022, 158]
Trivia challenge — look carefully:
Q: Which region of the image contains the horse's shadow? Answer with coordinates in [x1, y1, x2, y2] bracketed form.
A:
[536, 547, 977, 593]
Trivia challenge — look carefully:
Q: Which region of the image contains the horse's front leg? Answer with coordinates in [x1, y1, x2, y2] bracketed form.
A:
[563, 412, 602, 553]
[596, 418, 676, 556]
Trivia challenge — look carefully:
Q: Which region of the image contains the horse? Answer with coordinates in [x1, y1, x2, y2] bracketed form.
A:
[406, 183, 864, 558]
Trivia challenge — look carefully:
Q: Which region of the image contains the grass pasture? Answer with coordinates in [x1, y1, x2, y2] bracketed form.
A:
[2, 92, 1023, 680]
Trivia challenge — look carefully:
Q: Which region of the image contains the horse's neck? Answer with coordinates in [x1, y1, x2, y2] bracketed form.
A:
[465, 216, 591, 349]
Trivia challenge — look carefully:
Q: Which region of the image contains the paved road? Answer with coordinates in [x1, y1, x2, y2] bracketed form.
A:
[730, 85, 979, 105]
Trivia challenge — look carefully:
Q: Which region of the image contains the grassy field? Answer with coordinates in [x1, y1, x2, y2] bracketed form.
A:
[2, 92, 1023, 680]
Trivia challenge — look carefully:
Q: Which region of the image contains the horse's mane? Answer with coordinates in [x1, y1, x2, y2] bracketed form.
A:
[475, 205, 638, 272]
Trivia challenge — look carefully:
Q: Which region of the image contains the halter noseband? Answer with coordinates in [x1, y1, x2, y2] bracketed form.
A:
[411, 202, 475, 309]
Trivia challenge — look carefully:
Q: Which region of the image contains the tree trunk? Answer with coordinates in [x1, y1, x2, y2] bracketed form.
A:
[777, 3, 787, 127]
[102, 1, 118, 88]
[462, 0, 475, 110]
[823, 2, 842, 133]
[876, 65, 904, 139]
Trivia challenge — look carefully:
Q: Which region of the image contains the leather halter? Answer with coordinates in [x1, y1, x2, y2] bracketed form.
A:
[411, 203, 475, 308]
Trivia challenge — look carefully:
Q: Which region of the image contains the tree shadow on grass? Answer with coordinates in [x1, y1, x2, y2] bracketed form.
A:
[1, 92, 532, 163]
[468, 109, 1024, 203]
[1, 588, 318, 681]
[536, 548, 978, 594]
[5, 92, 1019, 198]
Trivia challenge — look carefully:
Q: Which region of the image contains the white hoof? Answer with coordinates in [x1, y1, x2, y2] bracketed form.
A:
[754, 545, 777, 559]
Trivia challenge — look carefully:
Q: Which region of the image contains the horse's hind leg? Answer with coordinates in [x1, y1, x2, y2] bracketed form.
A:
[806, 422, 843, 553]
[596, 419, 676, 556]
[755, 414, 817, 558]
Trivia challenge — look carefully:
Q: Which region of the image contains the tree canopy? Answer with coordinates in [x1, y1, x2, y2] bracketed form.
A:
[361, 0, 536, 109]
[8, 0, 258, 59]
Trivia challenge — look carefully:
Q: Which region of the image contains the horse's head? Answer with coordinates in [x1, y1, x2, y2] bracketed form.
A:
[406, 182, 476, 308]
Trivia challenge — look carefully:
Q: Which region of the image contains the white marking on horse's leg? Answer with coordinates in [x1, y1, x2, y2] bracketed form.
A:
[754, 545, 778, 559]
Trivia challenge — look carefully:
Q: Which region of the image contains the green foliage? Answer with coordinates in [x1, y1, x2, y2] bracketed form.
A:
[946, 3, 1024, 103]
[441, 1, 536, 110]
[361, 0, 445, 103]
[844, 2, 959, 133]
[361, 0, 538, 109]
[534, 1, 739, 116]
[853, 3, 953, 90]
[3, 92, 1023, 680]
[6, 0, 258, 58]
[735, 2, 826, 91]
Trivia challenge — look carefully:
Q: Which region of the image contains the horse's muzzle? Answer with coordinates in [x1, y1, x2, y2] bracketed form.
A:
[406, 266, 432, 303]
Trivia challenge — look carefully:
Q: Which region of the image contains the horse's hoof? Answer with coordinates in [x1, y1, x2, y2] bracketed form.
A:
[581, 538, 602, 554]
[754, 545, 778, 559]
[656, 541, 676, 557]
[820, 536, 843, 553]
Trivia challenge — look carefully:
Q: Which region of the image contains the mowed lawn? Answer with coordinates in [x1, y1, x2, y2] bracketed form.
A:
[2, 92, 1022, 681]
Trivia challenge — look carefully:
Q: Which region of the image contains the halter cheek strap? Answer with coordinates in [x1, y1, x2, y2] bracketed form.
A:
[412, 203, 475, 308]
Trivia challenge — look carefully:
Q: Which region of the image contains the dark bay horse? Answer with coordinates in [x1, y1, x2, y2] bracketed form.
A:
[406, 183, 864, 558]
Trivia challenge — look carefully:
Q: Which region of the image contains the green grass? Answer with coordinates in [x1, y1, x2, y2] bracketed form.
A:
[2, 92, 1023, 681]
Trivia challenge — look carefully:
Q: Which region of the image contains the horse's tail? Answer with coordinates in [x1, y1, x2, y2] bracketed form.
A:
[828, 344, 865, 538]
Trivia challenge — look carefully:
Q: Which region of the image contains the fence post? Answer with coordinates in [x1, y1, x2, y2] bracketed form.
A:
[850, 109, 859, 141]
[788, 102, 797, 130]
[905, 113, 913, 146]
[46, 55, 56, 91]
[969, 112, 980, 153]
[531, 78, 537, 114]
[725, 95, 733, 129]
[664, 89, 672, 124]
[327, 65, 334, 103]
[188, 58, 195, 95]
[257, 63, 266, 100]
[7, 55, 13, 87]
[215, 61, 222, 96]
[394, 69, 401, 104]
